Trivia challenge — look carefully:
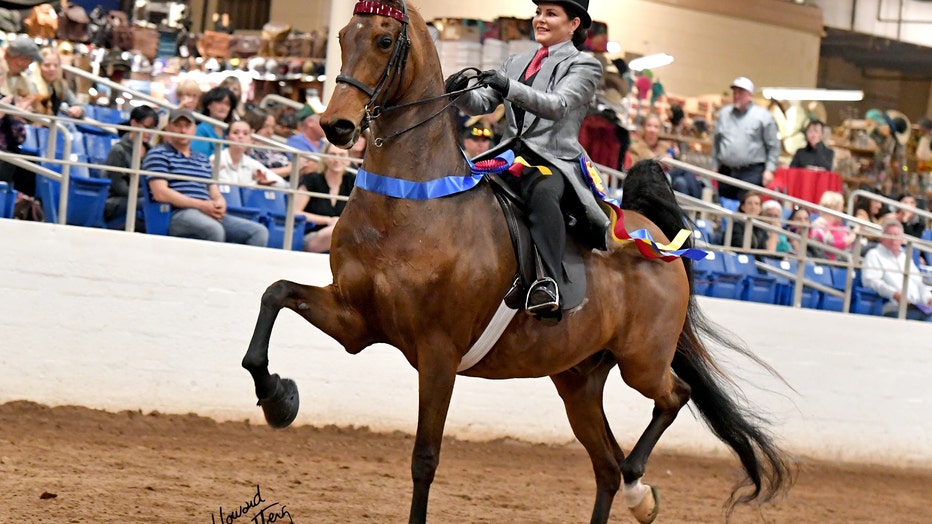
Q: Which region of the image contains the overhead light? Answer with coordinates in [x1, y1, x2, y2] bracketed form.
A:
[628, 53, 674, 72]
[762, 88, 864, 101]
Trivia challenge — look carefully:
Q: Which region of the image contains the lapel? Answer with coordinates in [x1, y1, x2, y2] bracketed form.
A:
[520, 42, 577, 132]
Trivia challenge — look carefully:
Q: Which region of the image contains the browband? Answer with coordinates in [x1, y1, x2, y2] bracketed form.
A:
[354, 1, 408, 23]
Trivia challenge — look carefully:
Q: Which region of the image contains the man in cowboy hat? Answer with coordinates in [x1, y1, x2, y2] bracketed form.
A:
[712, 76, 780, 201]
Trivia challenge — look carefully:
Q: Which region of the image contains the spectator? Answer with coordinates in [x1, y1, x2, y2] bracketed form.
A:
[729, 190, 769, 251]
[144, 108, 268, 247]
[219, 75, 246, 120]
[628, 113, 701, 198]
[893, 193, 924, 239]
[810, 190, 857, 260]
[789, 119, 834, 171]
[174, 78, 203, 110]
[861, 217, 932, 321]
[627, 113, 675, 164]
[295, 142, 354, 253]
[852, 193, 886, 247]
[760, 199, 791, 254]
[785, 206, 819, 256]
[917, 117, 931, 169]
[104, 105, 159, 230]
[0, 93, 35, 196]
[285, 103, 325, 174]
[216, 120, 286, 188]
[1, 35, 40, 99]
[243, 108, 301, 180]
[462, 123, 493, 159]
[33, 48, 84, 119]
[192, 86, 236, 157]
[712, 76, 780, 200]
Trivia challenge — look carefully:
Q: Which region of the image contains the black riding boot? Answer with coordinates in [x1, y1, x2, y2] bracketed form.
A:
[523, 173, 566, 315]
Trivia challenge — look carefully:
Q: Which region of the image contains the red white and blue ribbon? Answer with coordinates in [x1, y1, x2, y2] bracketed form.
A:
[579, 157, 707, 261]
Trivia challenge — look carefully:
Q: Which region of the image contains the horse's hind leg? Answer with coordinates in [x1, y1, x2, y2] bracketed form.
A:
[242, 279, 366, 428]
[550, 351, 624, 524]
[617, 358, 691, 524]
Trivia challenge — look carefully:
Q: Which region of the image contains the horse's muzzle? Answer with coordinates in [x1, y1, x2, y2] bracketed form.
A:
[321, 119, 359, 150]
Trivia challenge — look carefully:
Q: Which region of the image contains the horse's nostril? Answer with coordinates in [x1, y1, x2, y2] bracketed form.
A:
[322, 119, 358, 147]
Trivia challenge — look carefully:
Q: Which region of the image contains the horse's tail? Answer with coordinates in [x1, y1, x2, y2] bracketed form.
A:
[622, 159, 795, 508]
[674, 301, 795, 509]
[619, 159, 696, 277]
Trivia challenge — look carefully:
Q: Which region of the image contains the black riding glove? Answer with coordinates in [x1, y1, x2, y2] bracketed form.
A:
[477, 69, 510, 97]
[444, 68, 474, 96]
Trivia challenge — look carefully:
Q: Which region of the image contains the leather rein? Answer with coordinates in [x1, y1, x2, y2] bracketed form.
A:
[335, 0, 481, 147]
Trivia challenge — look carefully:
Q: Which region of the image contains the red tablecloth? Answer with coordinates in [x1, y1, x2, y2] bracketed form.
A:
[769, 167, 843, 204]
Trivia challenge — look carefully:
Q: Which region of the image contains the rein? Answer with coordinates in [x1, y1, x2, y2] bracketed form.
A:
[336, 0, 482, 147]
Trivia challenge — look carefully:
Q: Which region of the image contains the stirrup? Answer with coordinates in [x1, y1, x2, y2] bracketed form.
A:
[525, 277, 559, 314]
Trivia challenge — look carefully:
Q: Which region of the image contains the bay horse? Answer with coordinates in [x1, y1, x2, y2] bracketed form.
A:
[241, 1, 792, 522]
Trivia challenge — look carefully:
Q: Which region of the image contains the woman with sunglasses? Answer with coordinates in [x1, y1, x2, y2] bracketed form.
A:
[446, 0, 607, 318]
[104, 105, 159, 229]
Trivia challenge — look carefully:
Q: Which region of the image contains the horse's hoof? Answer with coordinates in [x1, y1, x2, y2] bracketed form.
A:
[629, 484, 660, 524]
[257, 374, 299, 429]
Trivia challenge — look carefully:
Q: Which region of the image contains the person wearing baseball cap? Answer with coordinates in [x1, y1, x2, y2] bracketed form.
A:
[2, 36, 42, 99]
[443, 0, 606, 320]
[285, 103, 325, 175]
[144, 104, 268, 247]
[712, 76, 780, 201]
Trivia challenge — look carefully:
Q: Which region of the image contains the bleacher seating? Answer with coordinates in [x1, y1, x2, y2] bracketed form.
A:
[241, 187, 308, 250]
[35, 174, 112, 228]
[729, 253, 778, 304]
[85, 134, 118, 178]
[804, 262, 835, 310]
[692, 251, 723, 296]
[139, 177, 171, 235]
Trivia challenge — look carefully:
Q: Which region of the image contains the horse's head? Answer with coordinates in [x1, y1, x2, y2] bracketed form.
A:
[321, 0, 438, 149]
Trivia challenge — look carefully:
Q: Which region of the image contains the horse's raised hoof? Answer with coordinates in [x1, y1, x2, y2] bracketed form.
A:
[256, 374, 299, 429]
[629, 484, 660, 524]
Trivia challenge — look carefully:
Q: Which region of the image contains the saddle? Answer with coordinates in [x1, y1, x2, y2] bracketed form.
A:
[471, 151, 591, 314]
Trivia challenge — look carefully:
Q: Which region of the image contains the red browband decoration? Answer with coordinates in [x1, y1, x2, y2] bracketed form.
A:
[354, 1, 408, 23]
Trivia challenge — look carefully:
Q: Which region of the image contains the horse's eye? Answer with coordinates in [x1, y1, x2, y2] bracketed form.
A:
[376, 35, 393, 50]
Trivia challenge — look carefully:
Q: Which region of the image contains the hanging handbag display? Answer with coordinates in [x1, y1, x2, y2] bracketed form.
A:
[57, 4, 91, 43]
[23, 4, 58, 40]
[196, 30, 231, 58]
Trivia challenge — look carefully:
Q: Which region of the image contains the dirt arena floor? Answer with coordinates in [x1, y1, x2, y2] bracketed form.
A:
[2, 401, 929, 524]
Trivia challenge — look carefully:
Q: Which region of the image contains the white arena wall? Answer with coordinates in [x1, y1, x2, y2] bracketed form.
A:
[1, 219, 929, 468]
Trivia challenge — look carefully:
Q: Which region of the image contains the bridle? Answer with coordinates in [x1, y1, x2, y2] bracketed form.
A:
[335, 0, 481, 147]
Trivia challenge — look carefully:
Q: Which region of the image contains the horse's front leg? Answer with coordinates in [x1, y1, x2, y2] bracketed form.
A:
[408, 348, 459, 524]
[242, 279, 366, 428]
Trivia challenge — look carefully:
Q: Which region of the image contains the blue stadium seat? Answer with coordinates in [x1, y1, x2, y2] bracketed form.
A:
[804, 262, 835, 310]
[85, 135, 118, 175]
[708, 251, 744, 300]
[219, 184, 265, 224]
[692, 251, 724, 296]
[729, 253, 778, 304]
[692, 218, 716, 244]
[140, 177, 172, 235]
[720, 197, 740, 212]
[20, 125, 39, 155]
[241, 187, 307, 250]
[762, 258, 807, 307]
[850, 269, 884, 316]
[35, 174, 111, 228]
[0, 181, 14, 219]
[921, 229, 932, 265]
[90, 106, 129, 125]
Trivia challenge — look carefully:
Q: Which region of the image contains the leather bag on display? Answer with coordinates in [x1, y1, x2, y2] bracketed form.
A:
[196, 30, 231, 58]
[230, 34, 261, 58]
[132, 25, 160, 61]
[23, 4, 58, 40]
[58, 4, 91, 43]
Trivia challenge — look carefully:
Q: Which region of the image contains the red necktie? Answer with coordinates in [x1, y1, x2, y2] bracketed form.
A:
[524, 47, 549, 81]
